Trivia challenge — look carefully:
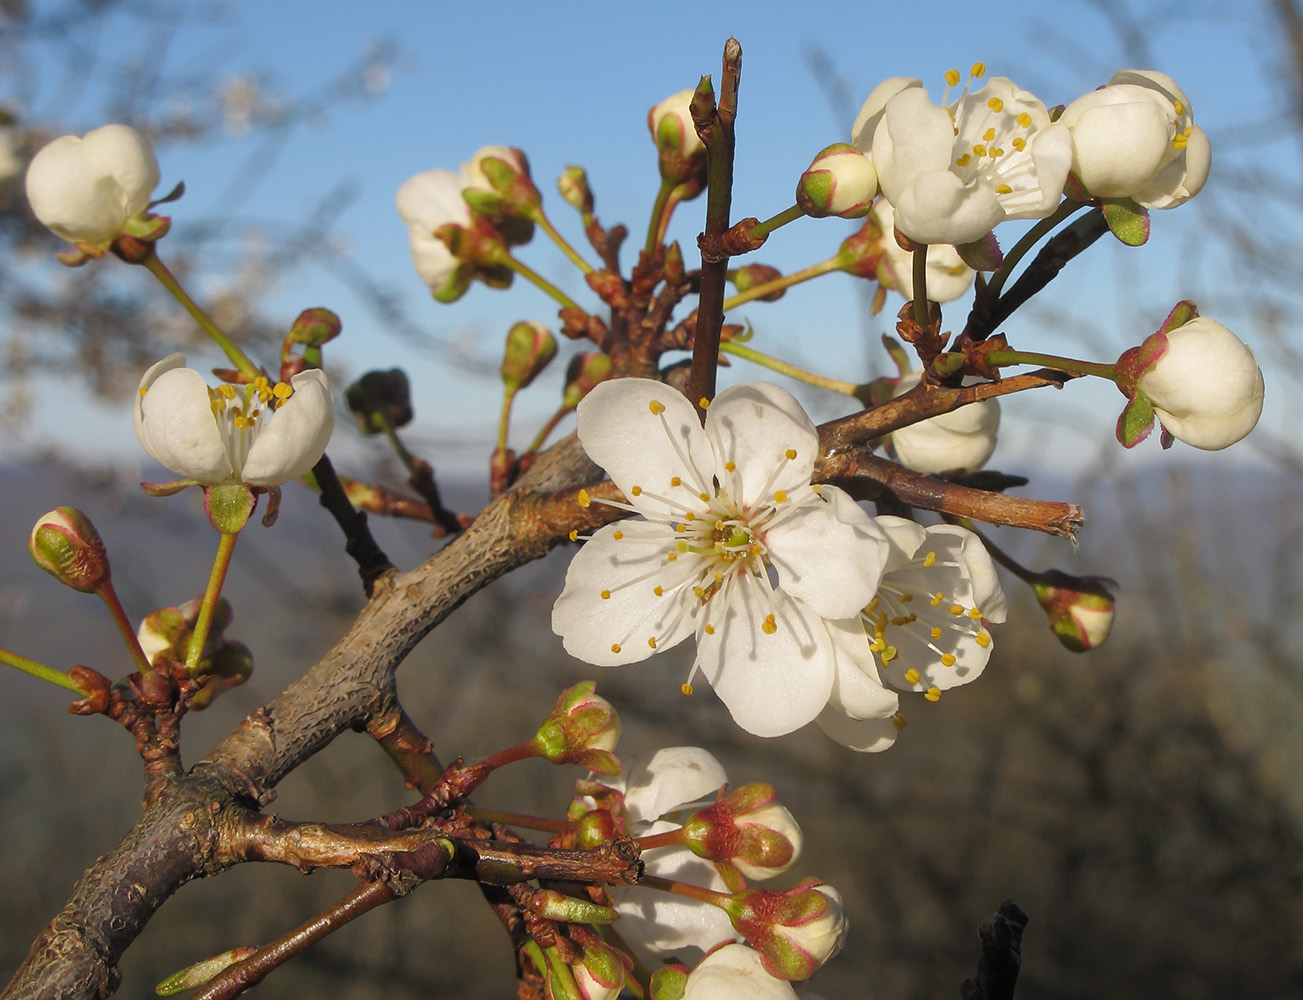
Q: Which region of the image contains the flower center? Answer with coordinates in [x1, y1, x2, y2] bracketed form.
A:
[941, 63, 1036, 199]
[207, 375, 295, 476]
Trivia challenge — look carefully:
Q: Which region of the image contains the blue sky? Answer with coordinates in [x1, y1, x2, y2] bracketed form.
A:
[6, 0, 1291, 477]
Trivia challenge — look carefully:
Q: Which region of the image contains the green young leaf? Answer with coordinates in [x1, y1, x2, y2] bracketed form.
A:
[1116, 391, 1156, 448]
[1102, 199, 1151, 247]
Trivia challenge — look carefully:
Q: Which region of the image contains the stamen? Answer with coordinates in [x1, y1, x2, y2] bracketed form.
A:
[970, 62, 986, 78]
[600, 590, 611, 600]
[613, 530, 623, 540]
[925, 687, 942, 702]
[649, 399, 666, 415]
[761, 614, 777, 635]
[699, 397, 711, 409]
[891, 713, 908, 731]
[945, 68, 961, 87]
[904, 668, 921, 684]
[923, 551, 937, 568]
[578, 489, 591, 508]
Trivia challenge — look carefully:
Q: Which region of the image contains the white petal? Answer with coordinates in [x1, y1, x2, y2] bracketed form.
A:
[622, 747, 728, 824]
[684, 944, 800, 1000]
[576, 378, 716, 518]
[872, 88, 954, 201]
[80, 123, 160, 218]
[135, 365, 233, 483]
[697, 578, 834, 737]
[552, 520, 699, 667]
[241, 370, 335, 486]
[874, 515, 927, 572]
[705, 382, 818, 510]
[850, 77, 923, 152]
[394, 168, 470, 232]
[824, 616, 899, 719]
[815, 705, 899, 753]
[26, 136, 129, 243]
[765, 486, 889, 619]
[894, 169, 1002, 246]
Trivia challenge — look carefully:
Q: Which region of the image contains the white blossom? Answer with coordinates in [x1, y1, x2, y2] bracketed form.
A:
[134, 354, 334, 487]
[871, 200, 975, 304]
[1061, 70, 1210, 208]
[552, 379, 890, 737]
[25, 123, 159, 244]
[888, 370, 999, 474]
[395, 168, 471, 295]
[682, 945, 799, 1000]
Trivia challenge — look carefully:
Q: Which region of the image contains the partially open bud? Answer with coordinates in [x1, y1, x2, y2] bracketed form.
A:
[726, 879, 848, 981]
[190, 640, 254, 709]
[462, 145, 541, 232]
[137, 596, 233, 672]
[559, 166, 594, 216]
[649, 90, 707, 192]
[346, 369, 413, 435]
[795, 142, 877, 219]
[1028, 569, 1117, 653]
[501, 320, 558, 393]
[681, 783, 802, 880]
[544, 928, 631, 1000]
[532, 681, 621, 774]
[679, 945, 800, 1000]
[29, 507, 110, 593]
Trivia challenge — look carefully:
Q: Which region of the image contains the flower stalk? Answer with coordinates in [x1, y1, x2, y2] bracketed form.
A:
[142, 251, 259, 379]
[185, 531, 239, 674]
[718, 341, 857, 395]
[0, 646, 92, 695]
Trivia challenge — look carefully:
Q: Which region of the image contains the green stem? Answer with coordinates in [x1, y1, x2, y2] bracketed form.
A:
[143, 251, 260, 379]
[984, 349, 1118, 381]
[911, 243, 929, 325]
[0, 646, 90, 694]
[748, 203, 805, 241]
[719, 341, 858, 395]
[495, 251, 584, 312]
[185, 531, 239, 673]
[464, 806, 571, 834]
[96, 577, 157, 677]
[638, 873, 731, 908]
[634, 827, 689, 852]
[983, 199, 1085, 302]
[720, 254, 842, 311]
[645, 177, 677, 255]
[497, 388, 517, 453]
[533, 210, 595, 275]
[526, 402, 573, 454]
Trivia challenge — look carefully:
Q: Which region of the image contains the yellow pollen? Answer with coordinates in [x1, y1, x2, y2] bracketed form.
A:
[811, 484, 823, 495]
[995, 183, 1012, 195]
[611, 643, 622, 654]
[667, 553, 677, 562]
[671, 476, 681, 487]
[681, 683, 694, 695]
[694, 587, 704, 598]
[983, 127, 996, 142]
[654, 586, 664, 596]
[785, 448, 797, 460]
[869, 640, 885, 653]
[751, 544, 764, 555]
[866, 597, 880, 612]
[599, 589, 613, 601]
[272, 381, 293, 400]
[976, 632, 991, 647]
[949, 605, 965, 616]
[973, 144, 988, 157]
[904, 668, 921, 684]
[699, 397, 711, 409]
[704, 624, 715, 635]
[881, 646, 898, 664]
[956, 154, 972, 167]
[631, 486, 642, 496]
[968, 607, 984, 620]
[899, 593, 914, 604]
[891, 713, 908, 731]
[568, 529, 578, 541]
[761, 614, 777, 635]
[724, 462, 736, 473]
[925, 686, 942, 702]
[971, 62, 986, 78]
[774, 490, 788, 504]
[713, 571, 724, 582]
[578, 489, 591, 508]
[217, 385, 236, 400]
[684, 511, 696, 521]
[613, 530, 623, 540]
[1016, 112, 1032, 128]
[931, 627, 942, 641]
[931, 593, 944, 607]
[1172, 133, 1187, 150]
[991, 147, 1005, 158]
[699, 492, 710, 502]
[648, 637, 657, 649]
[649, 399, 666, 415]
[1173, 99, 1184, 115]
[941, 653, 957, 667]
[945, 68, 961, 86]
[923, 551, 937, 568]
[1012, 137, 1027, 151]
[987, 97, 1004, 113]
[139, 386, 149, 397]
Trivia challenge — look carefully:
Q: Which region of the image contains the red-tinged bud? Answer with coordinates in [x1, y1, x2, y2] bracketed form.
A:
[155, 947, 259, 996]
[29, 507, 110, 593]
[680, 782, 803, 880]
[729, 264, 784, 301]
[562, 353, 613, 410]
[532, 681, 621, 774]
[501, 320, 558, 392]
[680, 945, 799, 1000]
[649, 962, 690, 1000]
[463, 145, 541, 226]
[287, 307, 342, 347]
[649, 90, 707, 193]
[528, 888, 621, 925]
[345, 369, 413, 435]
[725, 879, 848, 981]
[795, 142, 877, 219]
[543, 929, 630, 1000]
[572, 807, 622, 849]
[664, 241, 686, 285]
[137, 597, 234, 672]
[559, 166, 594, 216]
[1028, 569, 1117, 653]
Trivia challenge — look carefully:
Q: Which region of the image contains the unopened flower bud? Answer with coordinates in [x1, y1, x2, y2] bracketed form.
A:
[795, 142, 877, 219]
[729, 264, 784, 301]
[501, 320, 557, 392]
[462, 145, 540, 222]
[680, 945, 800, 1000]
[650, 962, 691, 1000]
[559, 166, 594, 215]
[649, 90, 707, 191]
[287, 307, 342, 347]
[1029, 569, 1117, 652]
[29, 507, 110, 593]
[155, 947, 258, 996]
[681, 782, 803, 879]
[190, 640, 254, 709]
[346, 369, 413, 435]
[544, 929, 630, 1000]
[533, 681, 621, 774]
[562, 353, 613, 410]
[726, 879, 848, 981]
[137, 596, 233, 671]
[528, 888, 620, 925]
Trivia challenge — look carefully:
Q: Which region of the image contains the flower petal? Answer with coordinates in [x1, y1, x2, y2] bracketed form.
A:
[241, 370, 335, 486]
[765, 486, 888, 619]
[815, 706, 899, 753]
[576, 378, 716, 518]
[824, 616, 899, 719]
[697, 578, 835, 737]
[622, 746, 728, 824]
[705, 382, 818, 510]
[552, 520, 699, 666]
[135, 364, 234, 483]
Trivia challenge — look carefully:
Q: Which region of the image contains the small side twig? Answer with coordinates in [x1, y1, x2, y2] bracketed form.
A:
[311, 453, 394, 596]
[960, 900, 1029, 1000]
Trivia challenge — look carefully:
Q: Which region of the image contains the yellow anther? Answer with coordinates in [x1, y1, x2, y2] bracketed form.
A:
[956, 154, 972, 167]
[648, 637, 657, 649]
[699, 492, 710, 502]
[971, 62, 986, 78]
[891, 616, 910, 627]
[139, 386, 149, 397]
[785, 448, 797, 460]
[654, 586, 664, 597]
[715, 520, 725, 530]
[949, 605, 965, 616]
[694, 587, 704, 598]
[649, 399, 666, 415]
[724, 462, 736, 472]
[1012, 137, 1027, 151]
[272, 381, 293, 400]
[811, 484, 823, 495]
[761, 614, 777, 635]
[612, 530, 623, 540]
[1173, 99, 1184, 116]
[681, 683, 694, 695]
[987, 97, 1004, 113]
[968, 607, 984, 620]
[671, 476, 682, 487]
[577, 489, 591, 508]
[667, 553, 677, 562]
[904, 668, 921, 684]
[973, 144, 988, 157]
[631, 485, 642, 496]
[869, 640, 885, 653]
[881, 646, 898, 664]
[931, 627, 942, 641]
[568, 529, 578, 541]
[891, 713, 908, 731]
[941, 653, 957, 667]
[684, 511, 696, 521]
[899, 593, 914, 604]
[923, 551, 937, 568]
[611, 643, 622, 654]
[217, 384, 236, 399]
[676, 540, 689, 552]
[1016, 112, 1032, 128]
[945, 68, 961, 86]
[995, 183, 1012, 195]
[925, 686, 942, 702]
[931, 593, 944, 607]
[983, 127, 996, 142]
[866, 597, 880, 613]
[600, 590, 611, 600]
[774, 490, 788, 504]
[699, 397, 711, 409]
[975, 632, 991, 647]
[751, 544, 764, 556]
[704, 624, 715, 635]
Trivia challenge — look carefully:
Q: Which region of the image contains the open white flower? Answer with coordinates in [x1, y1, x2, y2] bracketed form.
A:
[870, 200, 975, 304]
[25, 123, 160, 245]
[552, 379, 890, 737]
[134, 354, 334, 487]
[1136, 316, 1264, 450]
[1061, 70, 1210, 208]
[395, 168, 472, 299]
[856, 68, 1072, 246]
[819, 519, 1005, 752]
[888, 370, 1000, 474]
[682, 945, 800, 1000]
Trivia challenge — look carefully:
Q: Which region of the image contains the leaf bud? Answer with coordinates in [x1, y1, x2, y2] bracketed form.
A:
[528, 888, 621, 925]
[728, 264, 784, 301]
[29, 507, 110, 593]
[558, 166, 594, 215]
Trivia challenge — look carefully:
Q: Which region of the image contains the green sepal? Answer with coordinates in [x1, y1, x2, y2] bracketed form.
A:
[1156, 299, 1199, 336]
[1102, 199, 1150, 247]
[203, 484, 255, 534]
[649, 963, 690, 1000]
[955, 231, 1003, 271]
[1115, 391, 1155, 448]
[140, 478, 198, 497]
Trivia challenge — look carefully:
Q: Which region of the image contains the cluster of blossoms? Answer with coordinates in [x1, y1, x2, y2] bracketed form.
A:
[552, 379, 1006, 746]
